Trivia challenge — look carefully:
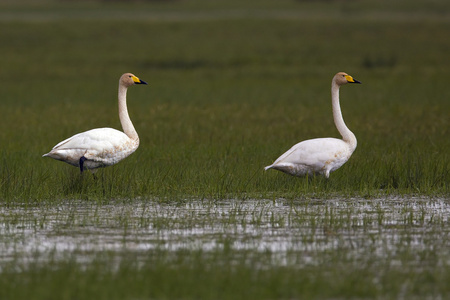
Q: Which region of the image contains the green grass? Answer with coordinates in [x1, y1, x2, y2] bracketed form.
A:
[1, 5, 449, 201]
[0, 2, 450, 297]
[2, 250, 449, 300]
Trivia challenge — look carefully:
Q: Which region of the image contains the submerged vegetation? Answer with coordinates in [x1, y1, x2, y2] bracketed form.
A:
[1, 198, 450, 299]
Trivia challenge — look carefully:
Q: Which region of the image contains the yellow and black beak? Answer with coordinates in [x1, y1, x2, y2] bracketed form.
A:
[132, 75, 148, 85]
[345, 75, 361, 84]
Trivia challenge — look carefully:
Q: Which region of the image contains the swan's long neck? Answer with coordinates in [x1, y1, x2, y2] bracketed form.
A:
[118, 84, 139, 141]
[331, 81, 357, 150]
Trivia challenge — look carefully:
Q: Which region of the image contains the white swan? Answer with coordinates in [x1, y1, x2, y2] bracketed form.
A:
[43, 73, 147, 173]
[265, 72, 361, 178]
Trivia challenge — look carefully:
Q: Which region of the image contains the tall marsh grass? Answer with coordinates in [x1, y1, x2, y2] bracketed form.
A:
[0, 0, 449, 202]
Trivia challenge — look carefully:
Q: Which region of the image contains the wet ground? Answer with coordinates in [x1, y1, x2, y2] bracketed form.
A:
[1, 197, 449, 271]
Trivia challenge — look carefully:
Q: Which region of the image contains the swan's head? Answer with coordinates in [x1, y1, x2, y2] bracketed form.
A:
[120, 73, 148, 87]
[334, 72, 361, 86]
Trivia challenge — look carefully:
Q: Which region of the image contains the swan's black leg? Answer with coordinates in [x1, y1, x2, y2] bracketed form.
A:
[79, 156, 87, 174]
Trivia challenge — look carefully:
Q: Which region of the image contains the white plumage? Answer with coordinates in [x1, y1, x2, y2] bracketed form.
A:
[43, 73, 147, 173]
[265, 72, 361, 178]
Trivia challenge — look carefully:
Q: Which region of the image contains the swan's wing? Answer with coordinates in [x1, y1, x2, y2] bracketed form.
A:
[44, 128, 137, 168]
[269, 138, 349, 168]
[265, 138, 352, 177]
[50, 128, 129, 152]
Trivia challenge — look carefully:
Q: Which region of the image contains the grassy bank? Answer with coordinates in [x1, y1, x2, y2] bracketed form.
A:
[0, 1, 449, 202]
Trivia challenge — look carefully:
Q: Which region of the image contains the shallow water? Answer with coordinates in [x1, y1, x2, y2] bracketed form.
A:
[1, 197, 449, 271]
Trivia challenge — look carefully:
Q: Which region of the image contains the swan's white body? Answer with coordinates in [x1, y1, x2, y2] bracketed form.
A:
[43, 73, 147, 173]
[265, 72, 361, 178]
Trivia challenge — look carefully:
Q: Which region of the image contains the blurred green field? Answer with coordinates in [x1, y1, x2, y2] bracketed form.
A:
[1, 0, 449, 201]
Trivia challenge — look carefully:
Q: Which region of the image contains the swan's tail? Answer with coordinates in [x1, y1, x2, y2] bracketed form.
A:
[264, 165, 273, 171]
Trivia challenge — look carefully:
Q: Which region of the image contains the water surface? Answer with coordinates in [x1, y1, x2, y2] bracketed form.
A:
[1, 197, 449, 271]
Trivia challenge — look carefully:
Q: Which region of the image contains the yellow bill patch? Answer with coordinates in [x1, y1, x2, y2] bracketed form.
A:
[344, 75, 356, 83]
[132, 76, 141, 83]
